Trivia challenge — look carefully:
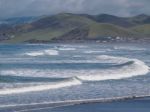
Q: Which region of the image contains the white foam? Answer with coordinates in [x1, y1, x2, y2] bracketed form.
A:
[0, 78, 81, 95]
[1, 55, 149, 81]
[24, 49, 59, 56]
[84, 50, 105, 53]
[1, 55, 149, 82]
[97, 55, 129, 63]
[84, 49, 112, 54]
[44, 50, 59, 55]
[58, 48, 76, 51]
[25, 52, 44, 56]
[77, 55, 149, 81]
[114, 46, 146, 51]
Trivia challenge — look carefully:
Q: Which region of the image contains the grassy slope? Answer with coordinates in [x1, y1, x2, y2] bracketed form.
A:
[2, 13, 144, 43]
[88, 23, 138, 38]
[130, 24, 150, 35]
[4, 28, 72, 43]
[3, 14, 94, 43]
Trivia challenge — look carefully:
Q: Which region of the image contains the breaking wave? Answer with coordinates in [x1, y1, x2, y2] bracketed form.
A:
[58, 48, 76, 51]
[1, 55, 149, 81]
[84, 50, 106, 53]
[0, 55, 149, 95]
[114, 46, 146, 51]
[24, 49, 59, 56]
[84, 49, 112, 54]
[0, 78, 81, 95]
[76, 55, 149, 81]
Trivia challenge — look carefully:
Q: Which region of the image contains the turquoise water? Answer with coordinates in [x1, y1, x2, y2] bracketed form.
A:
[0, 43, 150, 110]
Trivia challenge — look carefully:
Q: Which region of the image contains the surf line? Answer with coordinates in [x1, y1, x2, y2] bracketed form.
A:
[0, 78, 82, 95]
[0, 55, 149, 95]
[2, 95, 150, 112]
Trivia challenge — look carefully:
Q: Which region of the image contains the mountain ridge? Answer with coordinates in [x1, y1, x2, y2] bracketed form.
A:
[0, 13, 150, 43]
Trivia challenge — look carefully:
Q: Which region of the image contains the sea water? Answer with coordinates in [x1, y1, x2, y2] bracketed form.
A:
[0, 43, 150, 109]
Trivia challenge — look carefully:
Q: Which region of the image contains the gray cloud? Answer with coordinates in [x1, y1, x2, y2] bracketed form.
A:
[0, 0, 149, 19]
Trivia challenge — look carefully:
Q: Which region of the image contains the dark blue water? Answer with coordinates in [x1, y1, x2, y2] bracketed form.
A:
[0, 43, 150, 110]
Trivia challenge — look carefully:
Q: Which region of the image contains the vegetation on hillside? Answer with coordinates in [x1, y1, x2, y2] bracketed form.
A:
[1, 13, 150, 43]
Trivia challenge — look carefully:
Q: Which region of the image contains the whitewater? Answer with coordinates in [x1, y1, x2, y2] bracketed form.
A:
[0, 43, 150, 108]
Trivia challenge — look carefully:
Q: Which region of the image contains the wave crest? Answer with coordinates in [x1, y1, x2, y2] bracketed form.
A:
[24, 49, 59, 56]
[77, 55, 149, 81]
[0, 55, 149, 95]
[0, 78, 81, 95]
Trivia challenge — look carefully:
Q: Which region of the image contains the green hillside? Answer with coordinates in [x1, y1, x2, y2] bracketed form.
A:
[130, 24, 150, 36]
[1, 13, 150, 43]
[88, 23, 138, 38]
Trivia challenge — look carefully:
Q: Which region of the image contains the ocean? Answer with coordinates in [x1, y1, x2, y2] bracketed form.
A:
[0, 43, 150, 111]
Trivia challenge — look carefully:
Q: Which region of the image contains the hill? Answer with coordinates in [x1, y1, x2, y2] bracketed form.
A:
[130, 24, 150, 36]
[81, 14, 150, 28]
[0, 13, 150, 43]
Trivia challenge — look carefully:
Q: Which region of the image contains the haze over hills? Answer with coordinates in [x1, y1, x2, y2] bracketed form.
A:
[0, 13, 150, 43]
[0, 17, 37, 25]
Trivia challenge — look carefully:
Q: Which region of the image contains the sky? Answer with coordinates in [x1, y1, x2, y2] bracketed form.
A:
[0, 0, 149, 19]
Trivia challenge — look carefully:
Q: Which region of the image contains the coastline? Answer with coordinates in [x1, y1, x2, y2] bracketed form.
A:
[48, 96, 150, 112]
[21, 39, 150, 44]
[1, 95, 150, 112]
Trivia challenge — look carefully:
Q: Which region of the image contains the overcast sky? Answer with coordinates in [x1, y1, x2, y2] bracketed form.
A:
[0, 0, 149, 19]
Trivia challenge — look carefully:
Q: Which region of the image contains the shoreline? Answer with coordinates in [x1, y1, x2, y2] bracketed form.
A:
[0, 40, 150, 45]
[1, 95, 150, 112]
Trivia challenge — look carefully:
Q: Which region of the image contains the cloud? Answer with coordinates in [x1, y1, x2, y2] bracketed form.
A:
[0, 0, 149, 19]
